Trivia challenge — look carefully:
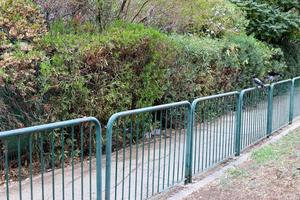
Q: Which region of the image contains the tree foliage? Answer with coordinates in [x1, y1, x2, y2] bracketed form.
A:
[232, 0, 300, 43]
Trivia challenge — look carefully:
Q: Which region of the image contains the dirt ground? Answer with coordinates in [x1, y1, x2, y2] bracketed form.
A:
[185, 129, 300, 200]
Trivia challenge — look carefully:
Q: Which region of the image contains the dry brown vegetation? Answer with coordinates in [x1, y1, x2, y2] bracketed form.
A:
[186, 129, 300, 200]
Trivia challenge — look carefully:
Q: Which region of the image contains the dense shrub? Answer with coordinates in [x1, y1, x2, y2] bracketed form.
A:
[40, 21, 287, 122]
[38, 21, 178, 124]
[163, 33, 287, 103]
[221, 34, 287, 87]
[1, 17, 288, 130]
[162, 36, 221, 103]
[0, 1, 288, 132]
[0, 0, 47, 130]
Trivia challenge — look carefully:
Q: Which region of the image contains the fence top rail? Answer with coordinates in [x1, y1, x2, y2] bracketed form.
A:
[293, 76, 300, 81]
[240, 87, 254, 98]
[191, 91, 239, 109]
[0, 117, 101, 138]
[241, 87, 256, 94]
[272, 79, 292, 86]
[239, 84, 271, 96]
[106, 101, 191, 130]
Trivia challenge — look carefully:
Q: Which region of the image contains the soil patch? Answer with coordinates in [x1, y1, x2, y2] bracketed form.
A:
[185, 129, 300, 200]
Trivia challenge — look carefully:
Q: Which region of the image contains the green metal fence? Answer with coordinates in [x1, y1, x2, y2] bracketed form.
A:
[0, 117, 102, 200]
[191, 92, 238, 175]
[239, 87, 269, 151]
[271, 80, 292, 132]
[105, 101, 192, 200]
[2, 76, 300, 200]
[293, 77, 300, 119]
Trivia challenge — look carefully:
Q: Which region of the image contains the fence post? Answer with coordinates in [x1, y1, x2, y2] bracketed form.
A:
[184, 104, 193, 184]
[267, 85, 274, 136]
[95, 121, 102, 200]
[105, 116, 115, 200]
[235, 92, 242, 156]
[289, 79, 295, 124]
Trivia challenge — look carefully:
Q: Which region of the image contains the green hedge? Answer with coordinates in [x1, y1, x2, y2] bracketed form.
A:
[1, 18, 287, 129]
[163, 33, 287, 103]
[0, 0, 47, 130]
[37, 21, 179, 124]
[37, 22, 287, 124]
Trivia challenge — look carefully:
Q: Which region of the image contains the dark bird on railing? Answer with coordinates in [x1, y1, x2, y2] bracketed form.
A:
[253, 77, 265, 88]
[266, 71, 281, 82]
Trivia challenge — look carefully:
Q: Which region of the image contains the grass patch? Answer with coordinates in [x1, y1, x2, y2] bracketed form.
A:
[221, 130, 300, 186]
[199, 129, 300, 199]
[251, 130, 300, 165]
[219, 167, 248, 186]
[251, 145, 281, 164]
[227, 167, 248, 178]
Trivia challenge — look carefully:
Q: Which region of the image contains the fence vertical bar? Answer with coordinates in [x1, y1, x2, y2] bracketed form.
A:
[289, 79, 295, 124]
[105, 121, 113, 200]
[235, 92, 242, 156]
[5, 141, 9, 200]
[267, 85, 274, 136]
[184, 105, 193, 184]
[95, 120, 102, 200]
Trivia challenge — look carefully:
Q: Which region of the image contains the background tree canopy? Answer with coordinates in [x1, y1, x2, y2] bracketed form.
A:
[231, 0, 299, 43]
[230, 0, 299, 75]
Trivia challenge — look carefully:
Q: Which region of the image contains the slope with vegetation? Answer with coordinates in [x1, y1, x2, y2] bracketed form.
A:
[185, 129, 300, 199]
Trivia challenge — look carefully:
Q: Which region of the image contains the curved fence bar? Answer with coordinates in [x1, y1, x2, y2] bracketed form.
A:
[191, 92, 239, 174]
[293, 77, 300, 120]
[105, 101, 192, 200]
[0, 117, 102, 200]
[239, 87, 269, 151]
[271, 80, 292, 132]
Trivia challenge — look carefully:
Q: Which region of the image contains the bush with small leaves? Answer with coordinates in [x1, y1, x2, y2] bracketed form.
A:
[0, 0, 48, 129]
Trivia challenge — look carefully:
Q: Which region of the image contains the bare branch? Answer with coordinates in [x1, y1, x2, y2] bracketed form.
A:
[124, 0, 131, 20]
[139, 16, 148, 23]
[131, 0, 150, 22]
[118, 0, 127, 19]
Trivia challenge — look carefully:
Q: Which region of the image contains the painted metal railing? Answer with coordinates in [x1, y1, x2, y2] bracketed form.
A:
[239, 87, 269, 151]
[0, 117, 102, 200]
[105, 101, 191, 200]
[292, 77, 300, 119]
[270, 80, 292, 132]
[1, 76, 300, 200]
[191, 92, 238, 174]
[104, 76, 300, 199]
